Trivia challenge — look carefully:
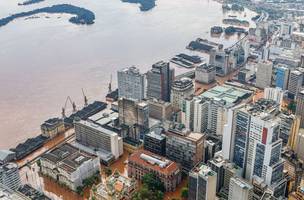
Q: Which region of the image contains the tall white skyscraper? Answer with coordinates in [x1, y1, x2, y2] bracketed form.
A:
[117, 66, 145, 100]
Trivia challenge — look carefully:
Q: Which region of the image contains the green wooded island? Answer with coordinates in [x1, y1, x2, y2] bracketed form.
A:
[0, 4, 95, 27]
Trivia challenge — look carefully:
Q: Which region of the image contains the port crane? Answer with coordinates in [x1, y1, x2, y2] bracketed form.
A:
[82, 88, 88, 107]
[61, 96, 77, 118]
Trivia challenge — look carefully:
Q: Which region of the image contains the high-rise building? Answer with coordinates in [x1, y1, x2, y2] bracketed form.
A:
[195, 63, 216, 84]
[74, 119, 123, 161]
[279, 113, 300, 147]
[170, 77, 194, 110]
[296, 89, 304, 128]
[295, 129, 304, 161]
[118, 98, 149, 140]
[146, 61, 174, 102]
[144, 128, 166, 157]
[208, 155, 226, 193]
[0, 163, 21, 190]
[147, 99, 173, 121]
[264, 87, 284, 107]
[188, 164, 217, 200]
[288, 70, 303, 99]
[275, 65, 290, 90]
[223, 99, 286, 195]
[228, 177, 253, 200]
[222, 104, 251, 175]
[166, 124, 205, 172]
[117, 66, 145, 100]
[185, 85, 253, 135]
[280, 21, 293, 37]
[241, 100, 284, 189]
[256, 61, 273, 89]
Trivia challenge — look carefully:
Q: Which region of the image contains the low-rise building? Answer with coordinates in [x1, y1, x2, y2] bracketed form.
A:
[91, 171, 137, 200]
[40, 143, 100, 191]
[128, 150, 181, 192]
[41, 118, 65, 138]
[166, 124, 205, 172]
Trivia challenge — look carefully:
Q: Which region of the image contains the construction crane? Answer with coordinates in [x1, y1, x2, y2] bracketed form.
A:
[61, 96, 77, 118]
[82, 88, 88, 107]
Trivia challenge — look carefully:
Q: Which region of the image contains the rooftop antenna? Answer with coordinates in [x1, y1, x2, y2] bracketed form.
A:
[108, 74, 112, 93]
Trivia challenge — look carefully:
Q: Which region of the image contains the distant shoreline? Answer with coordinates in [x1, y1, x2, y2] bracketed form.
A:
[18, 0, 45, 6]
[121, 0, 156, 11]
[0, 4, 95, 27]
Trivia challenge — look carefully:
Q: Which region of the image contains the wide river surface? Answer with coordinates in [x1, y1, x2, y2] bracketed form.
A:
[0, 0, 256, 149]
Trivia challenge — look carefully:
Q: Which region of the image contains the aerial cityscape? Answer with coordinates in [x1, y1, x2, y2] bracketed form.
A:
[0, 0, 304, 199]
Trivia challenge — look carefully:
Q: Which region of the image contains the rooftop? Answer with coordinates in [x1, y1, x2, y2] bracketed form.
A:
[128, 150, 180, 176]
[242, 99, 280, 120]
[41, 118, 63, 129]
[191, 164, 216, 177]
[75, 119, 118, 137]
[172, 77, 193, 90]
[200, 84, 252, 107]
[196, 63, 216, 73]
[119, 66, 143, 76]
[41, 143, 97, 173]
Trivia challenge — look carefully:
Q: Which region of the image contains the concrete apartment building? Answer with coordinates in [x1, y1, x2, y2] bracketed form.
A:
[165, 124, 205, 172]
[256, 61, 273, 89]
[128, 150, 181, 192]
[74, 119, 123, 162]
[188, 164, 217, 200]
[117, 66, 145, 101]
[288, 69, 303, 99]
[40, 143, 100, 191]
[170, 77, 194, 110]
